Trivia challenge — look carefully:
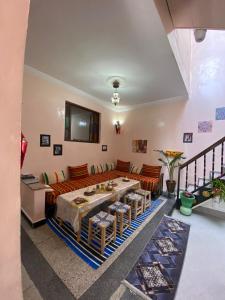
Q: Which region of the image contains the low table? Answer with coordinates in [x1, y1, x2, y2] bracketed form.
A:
[56, 177, 140, 241]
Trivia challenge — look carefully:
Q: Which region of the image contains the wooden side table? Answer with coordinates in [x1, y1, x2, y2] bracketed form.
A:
[21, 182, 53, 227]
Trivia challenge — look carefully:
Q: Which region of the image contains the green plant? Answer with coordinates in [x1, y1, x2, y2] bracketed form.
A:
[212, 179, 225, 201]
[155, 150, 185, 181]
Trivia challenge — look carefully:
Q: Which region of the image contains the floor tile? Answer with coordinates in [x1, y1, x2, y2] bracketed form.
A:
[22, 265, 33, 291]
[23, 285, 43, 300]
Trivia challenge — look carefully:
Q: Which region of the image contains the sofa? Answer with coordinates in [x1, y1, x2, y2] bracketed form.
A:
[45, 161, 163, 208]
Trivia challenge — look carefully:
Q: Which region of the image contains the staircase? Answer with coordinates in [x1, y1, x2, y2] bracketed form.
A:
[176, 136, 225, 209]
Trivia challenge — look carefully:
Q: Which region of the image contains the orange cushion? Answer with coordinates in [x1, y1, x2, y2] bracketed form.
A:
[116, 160, 130, 173]
[68, 164, 89, 180]
[141, 164, 161, 178]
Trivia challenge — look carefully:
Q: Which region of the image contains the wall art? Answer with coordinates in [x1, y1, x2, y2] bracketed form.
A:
[216, 107, 225, 120]
[102, 145, 107, 151]
[40, 134, 51, 147]
[198, 121, 212, 133]
[132, 140, 147, 153]
[53, 144, 63, 156]
[183, 133, 193, 143]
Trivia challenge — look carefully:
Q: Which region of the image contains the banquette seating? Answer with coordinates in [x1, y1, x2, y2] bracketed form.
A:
[45, 160, 163, 209]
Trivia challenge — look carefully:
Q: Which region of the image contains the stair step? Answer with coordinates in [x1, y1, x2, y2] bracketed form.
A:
[195, 199, 225, 219]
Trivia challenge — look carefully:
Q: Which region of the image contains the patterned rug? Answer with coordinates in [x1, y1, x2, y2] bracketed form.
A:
[123, 215, 190, 300]
[47, 198, 165, 270]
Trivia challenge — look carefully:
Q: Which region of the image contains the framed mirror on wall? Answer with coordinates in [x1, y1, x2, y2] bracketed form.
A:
[65, 101, 100, 143]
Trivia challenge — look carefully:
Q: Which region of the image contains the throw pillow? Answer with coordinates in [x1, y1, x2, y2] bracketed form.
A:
[43, 170, 66, 185]
[116, 160, 131, 173]
[141, 164, 161, 178]
[68, 164, 89, 180]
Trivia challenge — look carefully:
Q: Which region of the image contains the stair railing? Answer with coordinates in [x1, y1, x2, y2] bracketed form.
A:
[176, 136, 225, 206]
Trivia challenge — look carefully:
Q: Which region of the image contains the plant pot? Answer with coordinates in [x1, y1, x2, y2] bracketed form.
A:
[180, 192, 195, 216]
[166, 180, 176, 193]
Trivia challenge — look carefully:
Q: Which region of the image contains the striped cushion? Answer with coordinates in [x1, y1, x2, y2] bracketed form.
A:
[46, 170, 161, 206]
[106, 162, 115, 171]
[43, 170, 65, 185]
[90, 164, 105, 175]
[68, 164, 89, 180]
[116, 160, 130, 173]
[141, 164, 161, 178]
[130, 165, 140, 174]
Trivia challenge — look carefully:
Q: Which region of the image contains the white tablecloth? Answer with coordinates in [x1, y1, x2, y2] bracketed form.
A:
[56, 177, 140, 232]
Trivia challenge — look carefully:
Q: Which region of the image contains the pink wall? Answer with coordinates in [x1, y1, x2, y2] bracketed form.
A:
[0, 1, 29, 299]
[22, 67, 118, 178]
[116, 30, 225, 186]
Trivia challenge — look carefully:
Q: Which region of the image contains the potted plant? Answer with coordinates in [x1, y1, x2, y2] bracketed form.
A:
[155, 150, 185, 194]
[211, 179, 225, 203]
[201, 179, 225, 206]
[180, 191, 195, 216]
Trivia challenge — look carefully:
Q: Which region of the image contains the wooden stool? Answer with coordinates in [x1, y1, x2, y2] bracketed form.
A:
[88, 211, 116, 255]
[134, 189, 151, 211]
[108, 201, 131, 236]
[124, 192, 144, 219]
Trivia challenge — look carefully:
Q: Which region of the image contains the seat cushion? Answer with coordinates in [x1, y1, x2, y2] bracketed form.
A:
[109, 201, 130, 214]
[141, 164, 161, 178]
[116, 160, 131, 173]
[91, 211, 115, 228]
[125, 192, 143, 202]
[68, 164, 89, 180]
[43, 170, 65, 185]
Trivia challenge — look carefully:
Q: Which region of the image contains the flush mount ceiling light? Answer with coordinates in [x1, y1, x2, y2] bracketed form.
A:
[111, 80, 120, 106]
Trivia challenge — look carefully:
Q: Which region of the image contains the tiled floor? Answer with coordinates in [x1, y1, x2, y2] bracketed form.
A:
[21, 196, 175, 300]
[22, 206, 225, 300]
[21, 198, 167, 299]
[173, 210, 225, 300]
[22, 265, 42, 300]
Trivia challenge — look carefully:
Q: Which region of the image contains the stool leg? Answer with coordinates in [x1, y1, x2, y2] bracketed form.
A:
[128, 207, 131, 227]
[88, 219, 92, 245]
[119, 212, 123, 237]
[141, 200, 144, 214]
[144, 197, 146, 211]
[101, 226, 106, 255]
[58, 218, 63, 227]
[113, 217, 117, 241]
[134, 201, 138, 219]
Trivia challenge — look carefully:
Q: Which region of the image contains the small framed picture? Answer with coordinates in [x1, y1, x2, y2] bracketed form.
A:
[183, 133, 193, 143]
[40, 134, 51, 147]
[53, 144, 63, 156]
[102, 145, 107, 152]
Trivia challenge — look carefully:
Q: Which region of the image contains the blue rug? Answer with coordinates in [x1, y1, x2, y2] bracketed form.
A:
[47, 198, 164, 270]
[123, 215, 190, 300]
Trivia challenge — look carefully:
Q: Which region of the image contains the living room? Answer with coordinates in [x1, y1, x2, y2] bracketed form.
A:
[2, 1, 225, 300]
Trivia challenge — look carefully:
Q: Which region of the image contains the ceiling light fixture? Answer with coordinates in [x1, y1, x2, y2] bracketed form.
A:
[194, 29, 207, 43]
[111, 80, 120, 106]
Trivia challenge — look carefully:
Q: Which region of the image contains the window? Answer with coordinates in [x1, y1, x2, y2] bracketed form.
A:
[64, 101, 100, 143]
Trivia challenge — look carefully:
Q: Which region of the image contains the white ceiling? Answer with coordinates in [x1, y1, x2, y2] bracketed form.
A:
[25, 0, 187, 110]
